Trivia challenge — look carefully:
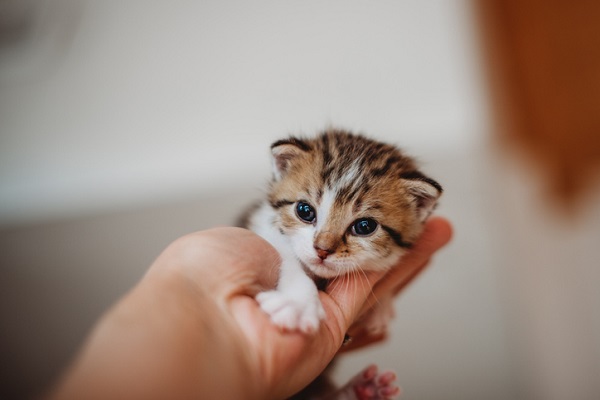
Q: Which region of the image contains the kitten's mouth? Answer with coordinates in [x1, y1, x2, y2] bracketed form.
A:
[304, 258, 339, 278]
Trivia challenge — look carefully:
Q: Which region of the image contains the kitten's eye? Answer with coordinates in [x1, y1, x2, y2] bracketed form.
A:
[296, 201, 316, 223]
[351, 218, 378, 236]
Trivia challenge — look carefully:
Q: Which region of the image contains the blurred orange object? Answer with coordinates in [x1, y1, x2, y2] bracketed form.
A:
[476, 0, 600, 209]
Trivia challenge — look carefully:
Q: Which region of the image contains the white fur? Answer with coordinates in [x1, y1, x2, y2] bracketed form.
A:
[334, 161, 361, 192]
[250, 203, 325, 333]
[249, 184, 405, 334]
[315, 189, 336, 231]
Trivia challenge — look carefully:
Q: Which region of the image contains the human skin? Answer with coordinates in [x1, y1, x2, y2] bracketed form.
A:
[47, 217, 452, 400]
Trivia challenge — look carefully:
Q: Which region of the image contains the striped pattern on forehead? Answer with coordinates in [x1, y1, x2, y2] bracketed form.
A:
[314, 130, 418, 208]
[265, 128, 442, 252]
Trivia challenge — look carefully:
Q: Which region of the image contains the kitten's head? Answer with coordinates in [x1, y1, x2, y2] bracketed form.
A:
[267, 129, 442, 279]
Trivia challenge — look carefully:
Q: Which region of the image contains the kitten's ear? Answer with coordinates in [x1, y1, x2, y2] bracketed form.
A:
[270, 137, 311, 180]
[402, 172, 443, 222]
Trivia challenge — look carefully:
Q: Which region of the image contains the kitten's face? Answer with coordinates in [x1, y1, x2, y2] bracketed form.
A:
[268, 130, 442, 279]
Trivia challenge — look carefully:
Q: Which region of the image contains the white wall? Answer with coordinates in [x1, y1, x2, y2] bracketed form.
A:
[0, 0, 485, 226]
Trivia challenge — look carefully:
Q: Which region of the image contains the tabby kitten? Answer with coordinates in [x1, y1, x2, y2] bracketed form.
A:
[242, 129, 442, 399]
[245, 129, 442, 335]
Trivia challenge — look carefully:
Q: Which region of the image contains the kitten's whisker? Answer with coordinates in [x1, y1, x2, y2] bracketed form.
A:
[355, 264, 380, 309]
[354, 269, 365, 313]
[344, 266, 363, 315]
[328, 275, 342, 297]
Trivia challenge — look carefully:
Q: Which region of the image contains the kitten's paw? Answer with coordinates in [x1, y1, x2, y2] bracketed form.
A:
[256, 290, 325, 334]
[343, 364, 401, 400]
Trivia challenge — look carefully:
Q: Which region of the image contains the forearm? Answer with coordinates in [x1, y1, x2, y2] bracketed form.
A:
[47, 270, 260, 400]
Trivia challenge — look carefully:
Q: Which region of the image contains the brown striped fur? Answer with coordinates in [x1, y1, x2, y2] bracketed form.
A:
[243, 129, 442, 399]
[262, 128, 442, 278]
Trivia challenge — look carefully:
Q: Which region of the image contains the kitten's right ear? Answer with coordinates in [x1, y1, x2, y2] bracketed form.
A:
[270, 137, 311, 180]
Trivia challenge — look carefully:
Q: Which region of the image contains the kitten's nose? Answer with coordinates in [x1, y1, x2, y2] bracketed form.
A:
[315, 246, 334, 260]
[314, 231, 338, 260]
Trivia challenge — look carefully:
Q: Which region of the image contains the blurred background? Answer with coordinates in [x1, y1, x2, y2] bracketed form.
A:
[1, 1, 599, 399]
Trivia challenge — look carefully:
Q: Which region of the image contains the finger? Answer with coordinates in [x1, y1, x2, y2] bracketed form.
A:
[229, 295, 338, 399]
[323, 270, 383, 331]
[151, 227, 282, 299]
[361, 216, 453, 313]
[206, 227, 281, 288]
[337, 329, 387, 353]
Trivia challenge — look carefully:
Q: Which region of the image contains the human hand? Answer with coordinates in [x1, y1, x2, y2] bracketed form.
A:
[49, 217, 452, 400]
[154, 216, 452, 399]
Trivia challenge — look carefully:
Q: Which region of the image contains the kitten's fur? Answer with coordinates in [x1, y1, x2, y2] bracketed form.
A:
[242, 129, 442, 399]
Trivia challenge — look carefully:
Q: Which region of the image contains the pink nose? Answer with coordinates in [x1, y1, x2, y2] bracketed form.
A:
[316, 248, 332, 260]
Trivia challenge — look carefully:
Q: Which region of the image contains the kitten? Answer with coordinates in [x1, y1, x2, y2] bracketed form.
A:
[241, 129, 442, 399]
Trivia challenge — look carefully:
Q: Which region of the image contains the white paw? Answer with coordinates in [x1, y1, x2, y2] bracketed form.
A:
[256, 290, 326, 334]
[363, 297, 395, 335]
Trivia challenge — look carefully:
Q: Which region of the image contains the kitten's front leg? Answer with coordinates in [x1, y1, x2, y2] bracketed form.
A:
[256, 257, 325, 334]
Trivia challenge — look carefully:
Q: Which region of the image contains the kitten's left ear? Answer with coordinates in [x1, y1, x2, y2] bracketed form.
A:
[402, 172, 443, 222]
[270, 137, 311, 181]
